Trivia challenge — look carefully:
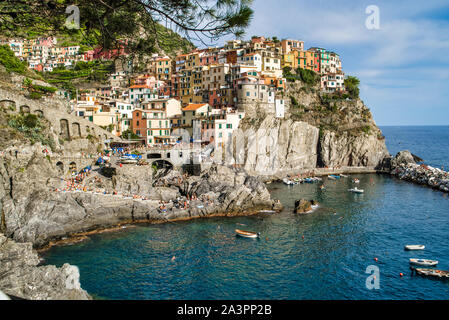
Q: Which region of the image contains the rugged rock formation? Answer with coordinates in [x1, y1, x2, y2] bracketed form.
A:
[0, 233, 90, 300]
[293, 199, 318, 214]
[0, 141, 277, 247]
[236, 81, 390, 178]
[389, 151, 449, 192]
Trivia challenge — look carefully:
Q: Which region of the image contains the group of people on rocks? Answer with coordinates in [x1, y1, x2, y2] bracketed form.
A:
[154, 175, 186, 187]
[55, 166, 92, 192]
[156, 193, 216, 213]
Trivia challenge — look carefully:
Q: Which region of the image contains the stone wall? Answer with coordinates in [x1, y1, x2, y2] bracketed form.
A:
[0, 88, 119, 142]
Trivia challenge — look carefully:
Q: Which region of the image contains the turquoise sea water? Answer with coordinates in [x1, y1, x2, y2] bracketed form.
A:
[42, 127, 449, 300]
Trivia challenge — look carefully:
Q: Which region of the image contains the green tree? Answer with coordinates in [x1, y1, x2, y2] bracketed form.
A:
[298, 68, 319, 86]
[0, 1, 254, 58]
[344, 76, 360, 99]
[282, 66, 292, 76]
[121, 129, 140, 140]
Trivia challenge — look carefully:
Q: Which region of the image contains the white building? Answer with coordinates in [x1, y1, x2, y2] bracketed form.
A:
[201, 111, 245, 149]
[128, 85, 159, 107]
[237, 53, 262, 72]
[321, 73, 345, 92]
[275, 99, 285, 118]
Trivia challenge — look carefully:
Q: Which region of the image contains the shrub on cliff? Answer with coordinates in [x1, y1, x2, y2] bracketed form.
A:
[344, 76, 360, 99]
[6, 113, 55, 149]
[297, 68, 319, 86]
[0, 45, 27, 74]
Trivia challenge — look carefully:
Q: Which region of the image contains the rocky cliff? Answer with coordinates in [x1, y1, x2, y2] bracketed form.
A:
[236, 81, 390, 178]
[0, 142, 278, 248]
[0, 233, 90, 299]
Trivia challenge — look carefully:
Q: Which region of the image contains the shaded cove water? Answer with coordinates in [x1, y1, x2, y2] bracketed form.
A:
[42, 174, 449, 300]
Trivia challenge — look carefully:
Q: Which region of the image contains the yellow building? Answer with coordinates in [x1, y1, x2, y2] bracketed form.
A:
[282, 51, 298, 69]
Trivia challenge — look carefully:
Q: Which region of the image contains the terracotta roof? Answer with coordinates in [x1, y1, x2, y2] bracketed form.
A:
[182, 103, 208, 111]
[129, 85, 150, 89]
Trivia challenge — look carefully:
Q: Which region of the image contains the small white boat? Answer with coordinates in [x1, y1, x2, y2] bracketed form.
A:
[410, 258, 438, 266]
[348, 187, 364, 194]
[353, 179, 360, 183]
[340, 174, 348, 178]
[235, 229, 260, 238]
[282, 178, 294, 185]
[405, 245, 425, 251]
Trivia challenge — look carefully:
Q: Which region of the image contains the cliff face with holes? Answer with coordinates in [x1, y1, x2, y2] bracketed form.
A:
[236, 81, 390, 178]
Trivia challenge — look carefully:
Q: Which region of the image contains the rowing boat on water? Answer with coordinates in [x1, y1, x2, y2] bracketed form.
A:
[282, 178, 294, 185]
[405, 245, 425, 250]
[235, 229, 260, 238]
[414, 268, 449, 279]
[409, 258, 438, 266]
[348, 187, 364, 194]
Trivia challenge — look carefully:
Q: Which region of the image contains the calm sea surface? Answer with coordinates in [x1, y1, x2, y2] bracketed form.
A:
[42, 126, 449, 299]
[380, 126, 449, 169]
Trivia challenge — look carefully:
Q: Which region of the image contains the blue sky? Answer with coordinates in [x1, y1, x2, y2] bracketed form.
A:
[201, 0, 449, 125]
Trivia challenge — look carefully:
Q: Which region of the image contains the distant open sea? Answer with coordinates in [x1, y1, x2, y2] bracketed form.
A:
[42, 126, 449, 300]
[380, 126, 449, 169]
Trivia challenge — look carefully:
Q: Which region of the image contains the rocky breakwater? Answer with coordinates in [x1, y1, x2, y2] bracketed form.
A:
[389, 151, 449, 193]
[0, 233, 90, 299]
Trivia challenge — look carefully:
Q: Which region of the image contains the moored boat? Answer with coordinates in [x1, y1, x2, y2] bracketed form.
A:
[340, 174, 348, 178]
[409, 258, 438, 266]
[282, 178, 294, 185]
[414, 268, 449, 279]
[405, 245, 425, 250]
[329, 174, 341, 179]
[119, 157, 138, 164]
[348, 187, 364, 194]
[353, 178, 360, 183]
[235, 229, 260, 238]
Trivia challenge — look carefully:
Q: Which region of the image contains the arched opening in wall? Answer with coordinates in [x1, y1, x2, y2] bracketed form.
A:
[60, 119, 70, 141]
[152, 160, 173, 170]
[69, 161, 77, 172]
[34, 110, 44, 118]
[19, 105, 30, 113]
[56, 161, 64, 174]
[72, 122, 81, 138]
[0, 100, 16, 112]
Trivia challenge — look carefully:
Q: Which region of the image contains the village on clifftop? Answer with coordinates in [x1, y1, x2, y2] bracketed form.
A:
[1, 36, 345, 150]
